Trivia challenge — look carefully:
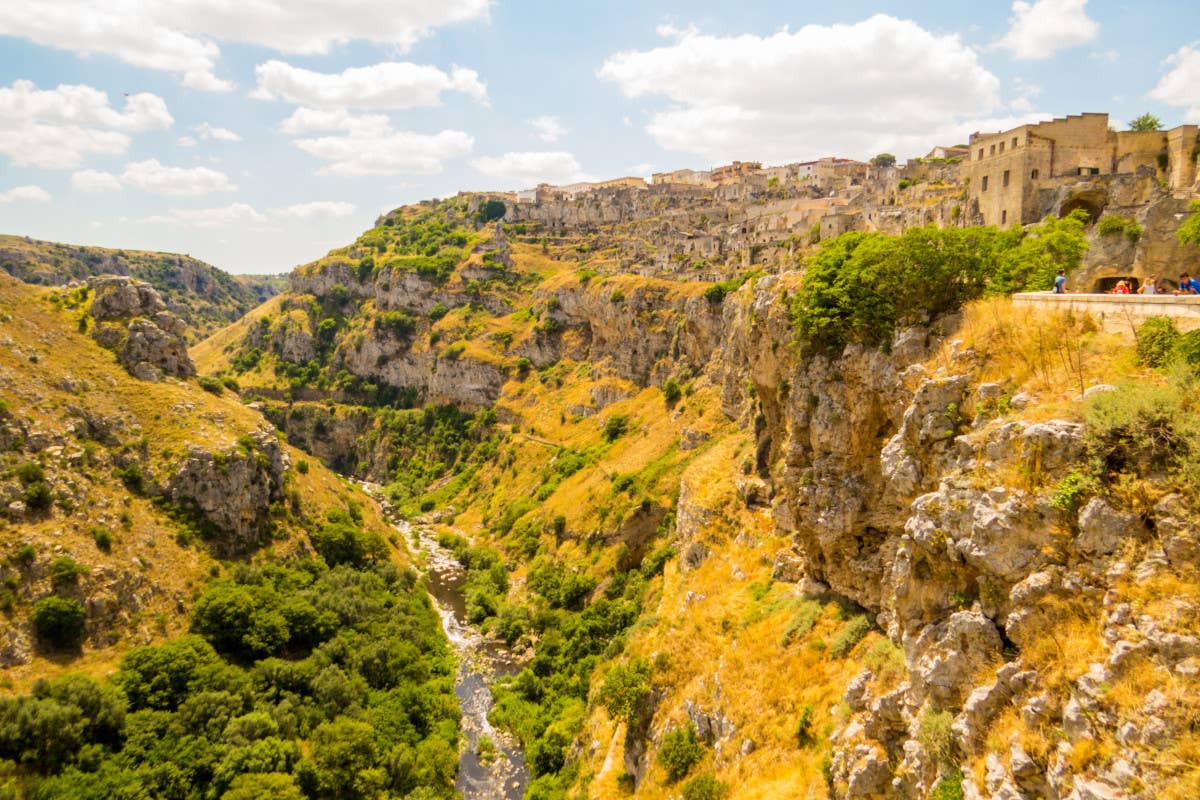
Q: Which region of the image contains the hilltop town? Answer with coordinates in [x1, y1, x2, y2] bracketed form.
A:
[471, 113, 1200, 293]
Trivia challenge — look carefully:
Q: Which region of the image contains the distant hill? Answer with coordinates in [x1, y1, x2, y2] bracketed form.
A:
[0, 234, 281, 340]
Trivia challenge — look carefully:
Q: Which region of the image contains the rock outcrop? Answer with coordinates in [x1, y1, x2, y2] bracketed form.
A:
[89, 276, 195, 380]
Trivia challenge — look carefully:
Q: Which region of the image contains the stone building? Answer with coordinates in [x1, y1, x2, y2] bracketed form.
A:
[965, 112, 1199, 228]
[711, 161, 763, 182]
[651, 169, 715, 187]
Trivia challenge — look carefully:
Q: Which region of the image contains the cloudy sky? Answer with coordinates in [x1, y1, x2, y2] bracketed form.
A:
[1, 0, 1197, 274]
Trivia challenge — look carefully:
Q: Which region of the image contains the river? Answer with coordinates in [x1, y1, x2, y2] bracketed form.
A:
[372, 492, 529, 800]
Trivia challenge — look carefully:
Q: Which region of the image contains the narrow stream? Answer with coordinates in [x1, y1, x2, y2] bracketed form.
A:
[370, 489, 528, 800]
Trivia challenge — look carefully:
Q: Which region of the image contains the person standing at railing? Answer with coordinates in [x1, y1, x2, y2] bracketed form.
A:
[1054, 270, 1067, 293]
[1138, 275, 1158, 295]
[1112, 280, 1130, 294]
[1175, 274, 1200, 295]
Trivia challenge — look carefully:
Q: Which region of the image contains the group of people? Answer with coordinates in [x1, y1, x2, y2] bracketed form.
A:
[1052, 270, 1200, 295]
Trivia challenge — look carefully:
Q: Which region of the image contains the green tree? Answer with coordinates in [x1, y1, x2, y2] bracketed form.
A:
[1178, 200, 1200, 248]
[31, 597, 86, 651]
[222, 772, 305, 800]
[871, 153, 897, 168]
[309, 718, 381, 799]
[598, 659, 652, 726]
[1128, 113, 1163, 131]
[658, 724, 704, 782]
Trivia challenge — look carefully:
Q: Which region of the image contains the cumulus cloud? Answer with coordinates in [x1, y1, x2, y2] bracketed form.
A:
[278, 107, 391, 136]
[0, 185, 51, 203]
[178, 135, 198, 147]
[598, 15, 1022, 164]
[529, 115, 567, 143]
[253, 60, 487, 109]
[1150, 44, 1200, 120]
[0, 79, 172, 168]
[120, 159, 237, 196]
[272, 201, 357, 219]
[141, 202, 267, 228]
[71, 169, 123, 192]
[195, 122, 241, 141]
[471, 151, 591, 188]
[995, 0, 1099, 60]
[0, 0, 490, 91]
[293, 126, 474, 177]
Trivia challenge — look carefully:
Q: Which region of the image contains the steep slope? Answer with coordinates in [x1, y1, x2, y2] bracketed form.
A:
[0, 272, 461, 800]
[0, 234, 280, 340]
[186, 193, 1200, 799]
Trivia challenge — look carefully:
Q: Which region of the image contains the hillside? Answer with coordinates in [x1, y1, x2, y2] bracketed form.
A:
[0, 234, 281, 341]
[188, 189, 1200, 800]
[0, 272, 461, 799]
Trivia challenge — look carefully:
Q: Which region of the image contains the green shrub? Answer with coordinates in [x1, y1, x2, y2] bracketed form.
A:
[428, 302, 449, 321]
[602, 415, 629, 442]
[703, 284, 726, 304]
[22, 482, 53, 511]
[32, 596, 86, 650]
[782, 601, 822, 646]
[1176, 329, 1200, 369]
[918, 707, 955, 767]
[682, 774, 728, 800]
[115, 463, 144, 493]
[295, 459, 309, 474]
[662, 378, 682, 406]
[197, 375, 223, 394]
[658, 724, 703, 782]
[49, 557, 87, 587]
[598, 659, 652, 726]
[795, 705, 815, 746]
[1050, 469, 1101, 514]
[609, 289, 625, 303]
[1136, 317, 1180, 367]
[930, 767, 965, 800]
[14, 462, 43, 484]
[476, 199, 506, 223]
[1084, 382, 1199, 480]
[1098, 214, 1132, 237]
[91, 528, 113, 552]
[12, 544, 36, 566]
[221, 376, 240, 392]
[829, 615, 871, 658]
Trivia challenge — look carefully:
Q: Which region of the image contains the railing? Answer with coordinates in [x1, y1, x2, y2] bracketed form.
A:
[1012, 292, 1200, 331]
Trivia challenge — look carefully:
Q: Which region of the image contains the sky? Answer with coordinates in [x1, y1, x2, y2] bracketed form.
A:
[1, 0, 1198, 275]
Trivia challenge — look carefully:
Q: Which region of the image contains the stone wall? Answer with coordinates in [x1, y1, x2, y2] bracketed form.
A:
[1012, 292, 1200, 332]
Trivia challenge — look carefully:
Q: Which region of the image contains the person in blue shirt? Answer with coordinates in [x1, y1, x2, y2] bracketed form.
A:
[1053, 270, 1067, 293]
[1175, 274, 1200, 295]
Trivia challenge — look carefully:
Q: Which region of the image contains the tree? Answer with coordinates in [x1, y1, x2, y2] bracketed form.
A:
[31, 596, 86, 650]
[1128, 113, 1163, 131]
[476, 199, 506, 223]
[1178, 200, 1200, 248]
[871, 153, 897, 168]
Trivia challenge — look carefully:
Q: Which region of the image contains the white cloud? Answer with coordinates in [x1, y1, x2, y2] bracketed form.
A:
[0, 79, 172, 168]
[529, 115, 567, 143]
[0, 185, 51, 204]
[141, 202, 267, 228]
[995, 0, 1099, 60]
[272, 201, 357, 219]
[598, 15, 1018, 164]
[1150, 44, 1200, 120]
[252, 60, 487, 109]
[195, 122, 241, 141]
[71, 169, 123, 192]
[471, 151, 592, 188]
[0, 1, 490, 91]
[278, 107, 391, 136]
[120, 159, 237, 196]
[178, 135, 198, 147]
[293, 126, 474, 177]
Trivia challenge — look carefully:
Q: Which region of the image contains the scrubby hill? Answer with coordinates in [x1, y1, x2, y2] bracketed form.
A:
[185, 192, 1200, 799]
[0, 234, 281, 340]
[0, 272, 460, 799]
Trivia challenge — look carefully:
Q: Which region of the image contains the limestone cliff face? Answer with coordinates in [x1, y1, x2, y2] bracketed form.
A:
[707, 279, 1195, 799]
[89, 276, 195, 381]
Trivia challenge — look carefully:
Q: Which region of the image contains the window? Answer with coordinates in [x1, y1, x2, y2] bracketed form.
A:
[978, 148, 984, 160]
[990, 144, 996, 156]
[981, 175, 989, 191]
[1003, 170, 1010, 187]
[1031, 169, 1040, 179]
[1001, 210, 1007, 224]
[1012, 137, 1018, 149]
[999, 142, 1005, 153]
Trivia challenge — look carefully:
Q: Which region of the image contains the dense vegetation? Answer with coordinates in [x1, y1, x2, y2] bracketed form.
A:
[0, 559, 459, 800]
[791, 212, 1090, 351]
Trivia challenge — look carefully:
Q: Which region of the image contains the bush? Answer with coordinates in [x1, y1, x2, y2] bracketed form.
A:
[115, 463, 144, 493]
[295, 459, 309, 474]
[682, 774, 729, 800]
[91, 527, 113, 552]
[1084, 382, 1199, 480]
[22, 482, 53, 511]
[1176, 329, 1200, 370]
[795, 705, 815, 746]
[609, 288, 625, 304]
[477, 199, 506, 223]
[602, 415, 629, 442]
[49, 557, 87, 587]
[598, 659, 652, 726]
[197, 376, 223, 394]
[428, 302, 449, 321]
[703, 284, 726, 304]
[917, 707, 955, 767]
[1136, 317, 1180, 367]
[658, 724, 703, 782]
[929, 767, 965, 800]
[1050, 469, 1101, 514]
[662, 378, 682, 406]
[14, 462, 43, 484]
[32, 596, 86, 650]
[829, 614, 871, 658]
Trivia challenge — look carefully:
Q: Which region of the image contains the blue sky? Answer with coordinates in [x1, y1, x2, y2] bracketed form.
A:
[0, 0, 1197, 274]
